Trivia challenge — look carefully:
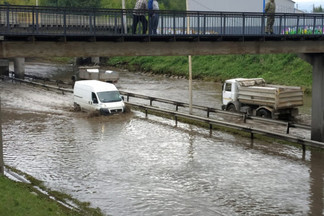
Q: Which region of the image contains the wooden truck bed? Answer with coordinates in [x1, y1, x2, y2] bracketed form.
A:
[238, 84, 303, 110]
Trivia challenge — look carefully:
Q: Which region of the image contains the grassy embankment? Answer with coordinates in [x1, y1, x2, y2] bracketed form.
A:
[106, 54, 313, 93]
[0, 172, 103, 216]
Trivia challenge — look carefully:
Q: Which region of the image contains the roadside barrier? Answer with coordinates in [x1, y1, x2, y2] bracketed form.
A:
[2, 75, 322, 152]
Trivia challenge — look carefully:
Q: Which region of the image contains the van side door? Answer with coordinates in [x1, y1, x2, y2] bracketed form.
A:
[89, 92, 100, 110]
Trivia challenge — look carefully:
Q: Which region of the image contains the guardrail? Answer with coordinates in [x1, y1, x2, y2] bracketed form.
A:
[3, 74, 311, 134]
[1, 75, 321, 151]
[128, 102, 323, 150]
[0, 5, 323, 38]
[120, 90, 311, 133]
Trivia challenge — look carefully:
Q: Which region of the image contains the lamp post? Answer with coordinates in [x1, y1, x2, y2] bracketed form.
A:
[186, 0, 193, 115]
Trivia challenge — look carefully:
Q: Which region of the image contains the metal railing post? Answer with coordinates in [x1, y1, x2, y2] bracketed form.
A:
[279, 14, 282, 35]
[6, 5, 9, 32]
[173, 11, 176, 36]
[242, 13, 245, 36]
[261, 13, 265, 35]
[296, 14, 300, 34]
[63, 10, 66, 37]
[93, 10, 96, 36]
[36, 8, 39, 34]
[32, 6, 35, 33]
[0, 98, 4, 176]
[313, 15, 316, 35]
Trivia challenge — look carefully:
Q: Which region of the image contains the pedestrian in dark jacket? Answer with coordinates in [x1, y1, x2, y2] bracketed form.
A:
[149, 0, 159, 34]
[265, 0, 276, 34]
[132, 0, 148, 34]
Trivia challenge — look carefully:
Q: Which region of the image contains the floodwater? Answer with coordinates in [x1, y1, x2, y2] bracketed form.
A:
[1, 62, 323, 216]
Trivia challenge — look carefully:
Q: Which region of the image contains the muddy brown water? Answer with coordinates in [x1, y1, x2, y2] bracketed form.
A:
[1, 62, 323, 216]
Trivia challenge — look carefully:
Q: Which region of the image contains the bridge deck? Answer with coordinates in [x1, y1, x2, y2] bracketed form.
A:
[0, 5, 323, 42]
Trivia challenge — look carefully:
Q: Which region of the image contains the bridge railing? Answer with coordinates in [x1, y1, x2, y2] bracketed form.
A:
[0, 5, 323, 37]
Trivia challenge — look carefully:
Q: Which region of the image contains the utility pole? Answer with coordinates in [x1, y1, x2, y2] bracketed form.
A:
[0, 99, 4, 176]
[186, 0, 193, 115]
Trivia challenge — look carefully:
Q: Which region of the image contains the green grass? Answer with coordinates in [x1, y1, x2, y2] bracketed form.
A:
[0, 175, 103, 216]
[106, 54, 313, 93]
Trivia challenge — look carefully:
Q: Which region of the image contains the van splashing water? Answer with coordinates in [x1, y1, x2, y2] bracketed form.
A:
[73, 80, 126, 115]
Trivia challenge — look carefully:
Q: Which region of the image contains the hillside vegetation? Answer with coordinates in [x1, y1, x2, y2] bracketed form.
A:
[106, 54, 313, 93]
[1, 0, 186, 10]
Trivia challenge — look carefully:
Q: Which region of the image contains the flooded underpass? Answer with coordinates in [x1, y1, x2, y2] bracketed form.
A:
[1, 61, 323, 215]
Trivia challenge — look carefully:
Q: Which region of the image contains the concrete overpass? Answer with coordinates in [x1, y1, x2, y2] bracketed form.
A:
[0, 5, 323, 142]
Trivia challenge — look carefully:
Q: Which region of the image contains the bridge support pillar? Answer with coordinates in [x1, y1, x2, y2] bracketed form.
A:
[0, 59, 9, 77]
[302, 53, 324, 142]
[13, 57, 25, 79]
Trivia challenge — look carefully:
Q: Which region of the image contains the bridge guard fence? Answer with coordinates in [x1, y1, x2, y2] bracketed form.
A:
[0, 5, 323, 38]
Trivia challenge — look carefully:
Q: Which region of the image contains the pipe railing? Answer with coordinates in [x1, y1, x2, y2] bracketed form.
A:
[0, 5, 323, 37]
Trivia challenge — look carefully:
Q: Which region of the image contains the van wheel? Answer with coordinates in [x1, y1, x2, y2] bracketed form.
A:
[256, 109, 271, 118]
[226, 104, 236, 112]
[74, 103, 81, 112]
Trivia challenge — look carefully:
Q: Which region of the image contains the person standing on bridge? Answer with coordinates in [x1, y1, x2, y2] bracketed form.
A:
[265, 0, 276, 34]
[132, 0, 148, 34]
[149, 0, 159, 34]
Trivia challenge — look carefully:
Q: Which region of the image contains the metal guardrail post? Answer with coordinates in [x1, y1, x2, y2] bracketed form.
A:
[286, 122, 290, 134]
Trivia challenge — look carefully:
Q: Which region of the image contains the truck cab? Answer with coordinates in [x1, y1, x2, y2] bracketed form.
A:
[221, 79, 240, 111]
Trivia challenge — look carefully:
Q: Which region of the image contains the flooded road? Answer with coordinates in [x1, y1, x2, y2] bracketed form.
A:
[1, 62, 323, 215]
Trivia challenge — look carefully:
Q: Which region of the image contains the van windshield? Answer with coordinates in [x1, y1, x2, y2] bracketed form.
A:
[97, 91, 122, 103]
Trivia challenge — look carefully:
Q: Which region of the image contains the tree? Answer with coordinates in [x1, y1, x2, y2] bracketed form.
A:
[0, 0, 35, 5]
[313, 5, 323, 12]
[40, 0, 101, 8]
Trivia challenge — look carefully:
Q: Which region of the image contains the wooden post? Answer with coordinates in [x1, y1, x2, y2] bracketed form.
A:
[186, 0, 193, 115]
[0, 99, 4, 176]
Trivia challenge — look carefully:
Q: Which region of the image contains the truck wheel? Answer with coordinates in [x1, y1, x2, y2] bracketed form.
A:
[256, 109, 271, 118]
[226, 104, 236, 112]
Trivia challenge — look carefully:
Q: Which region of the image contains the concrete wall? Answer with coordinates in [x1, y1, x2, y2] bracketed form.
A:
[1, 41, 324, 58]
[188, 0, 295, 13]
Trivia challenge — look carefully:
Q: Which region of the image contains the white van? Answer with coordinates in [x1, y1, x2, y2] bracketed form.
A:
[73, 80, 125, 115]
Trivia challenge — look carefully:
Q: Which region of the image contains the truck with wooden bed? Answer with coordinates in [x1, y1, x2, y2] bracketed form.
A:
[221, 78, 304, 119]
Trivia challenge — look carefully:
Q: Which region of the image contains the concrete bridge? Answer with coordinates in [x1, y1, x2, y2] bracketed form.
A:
[0, 5, 324, 142]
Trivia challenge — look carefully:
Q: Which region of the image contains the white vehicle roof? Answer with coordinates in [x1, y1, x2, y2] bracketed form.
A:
[74, 80, 118, 92]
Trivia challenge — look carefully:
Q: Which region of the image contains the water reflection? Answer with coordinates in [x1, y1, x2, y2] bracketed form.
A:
[0, 61, 322, 215]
